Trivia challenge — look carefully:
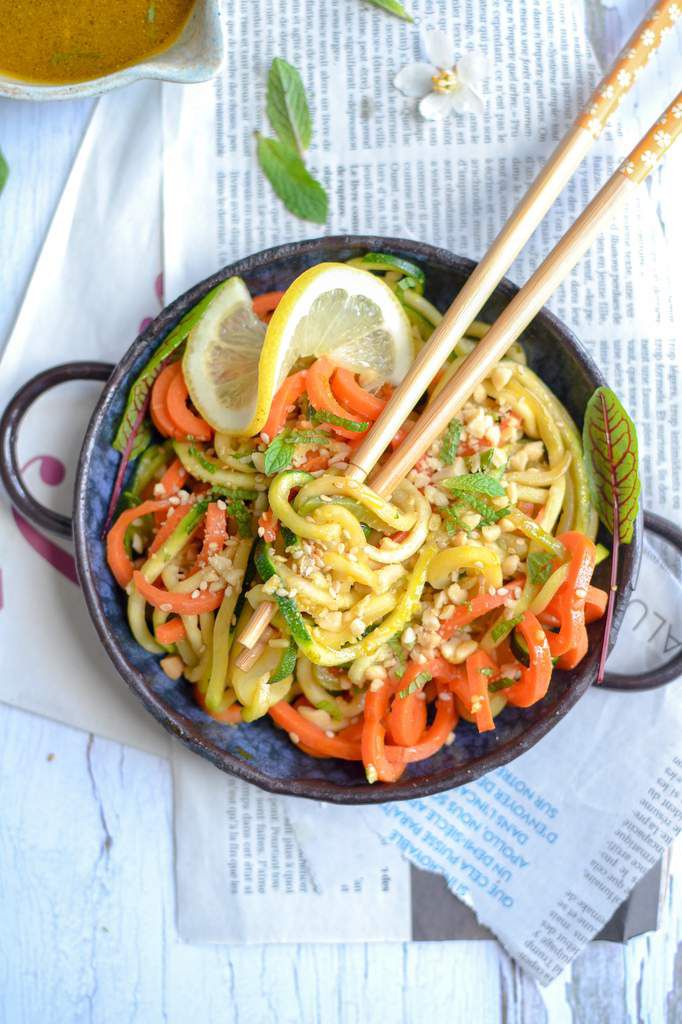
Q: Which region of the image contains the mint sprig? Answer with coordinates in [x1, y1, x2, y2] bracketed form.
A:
[257, 59, 328, 224]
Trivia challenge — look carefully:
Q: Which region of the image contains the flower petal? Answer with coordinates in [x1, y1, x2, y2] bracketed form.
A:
[449, 85, 485, 115]
[394, 62, 436, 98]
[422, 29, 454, 70]
[418, 91, 456, 120]
[456, 51, 491, 90]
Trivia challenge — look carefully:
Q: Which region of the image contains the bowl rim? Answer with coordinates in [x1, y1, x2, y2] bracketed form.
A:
[73, 234, 641, 804]
[0, 0, 225, 101]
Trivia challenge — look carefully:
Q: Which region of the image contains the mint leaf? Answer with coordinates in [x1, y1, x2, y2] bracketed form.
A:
[365, 0, 413, 20]
[312, 409, 368, 432]
[266, 58, 312, 156]
[0, 149, 8, 198]
[263, 429, 328, 475]
[398, 671, 431, 700]
[263, 435, 295, 476]
[444, 473, 506, 498]
[439, 419, 462, 464]
[491, 614, 523, 644]
[224, 497, 253, 538]
[387, 636, 407, 678]
[528, 550, 555, 586]
[256, 135, 328, 224]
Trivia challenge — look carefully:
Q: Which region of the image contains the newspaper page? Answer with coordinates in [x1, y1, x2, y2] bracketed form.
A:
[162, 0, 682, 977]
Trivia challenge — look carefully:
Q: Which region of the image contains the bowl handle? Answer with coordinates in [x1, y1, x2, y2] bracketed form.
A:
[601, 510, 682, 692]
[0, 361, 114, 538]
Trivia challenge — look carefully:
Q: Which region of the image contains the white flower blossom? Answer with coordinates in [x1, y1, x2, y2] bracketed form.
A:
[587, 116, 602, 137]
[640, 149, 657, 167]
[641, 28, 656, 45]
[623, 160, 635, 176]
[616, 68, 631, 87]
[654, 129, 671, 149]
[660, 24, 672, 39]
[601, 85, 615, 99]
[669, 3, 680, 21]
[394, 29, 490, 120]
[672, 103, 682, 120]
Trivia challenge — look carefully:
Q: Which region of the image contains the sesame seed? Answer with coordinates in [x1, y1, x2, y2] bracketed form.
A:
[445, 732, 455, 746]
[160, 602, 172, 612]
[191, 589, 200, 599]
[288, 733, 300, 744]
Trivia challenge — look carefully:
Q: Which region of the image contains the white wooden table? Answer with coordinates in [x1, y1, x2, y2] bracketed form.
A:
[1, 3, 680, 1021]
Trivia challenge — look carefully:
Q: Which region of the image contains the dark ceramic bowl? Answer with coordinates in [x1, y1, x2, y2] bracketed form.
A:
[0, 237, 649, 803]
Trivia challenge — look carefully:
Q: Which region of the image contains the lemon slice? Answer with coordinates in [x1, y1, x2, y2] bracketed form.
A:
[184, 263, 413, 437]
[250, 262, 413, 435]
[182, 276, 267, 435]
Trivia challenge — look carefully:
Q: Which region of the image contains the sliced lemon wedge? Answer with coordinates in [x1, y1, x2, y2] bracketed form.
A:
[182, 276, 267, 436]
[183, 262, 413, 436]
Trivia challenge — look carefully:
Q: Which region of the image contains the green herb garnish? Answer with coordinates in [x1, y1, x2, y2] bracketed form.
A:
[582, 386, 640, 683]
[387, 636, 407, 678]
[263, 429, 330, 476]
[440, 419, 462, 464]
[444, 473, 506, 498]
[398, 671, 431, 700]
[528, 550, 555, 586]
[257, 59, 328, 224]
[266, 57, 312, 156]
[491, 614, 523, 644]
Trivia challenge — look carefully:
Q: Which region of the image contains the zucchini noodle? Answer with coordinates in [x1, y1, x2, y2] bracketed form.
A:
[108, 250, 607, 784]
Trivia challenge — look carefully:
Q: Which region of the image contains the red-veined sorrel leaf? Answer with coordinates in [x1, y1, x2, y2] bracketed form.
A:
[582, 386, 640, 683]
[583, 386, 640, 544]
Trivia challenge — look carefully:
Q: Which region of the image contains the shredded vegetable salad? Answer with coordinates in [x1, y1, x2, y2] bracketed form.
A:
[106, 253, 607, 784]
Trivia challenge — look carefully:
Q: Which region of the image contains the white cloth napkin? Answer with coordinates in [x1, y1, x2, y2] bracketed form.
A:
[0, 80, 168, 757]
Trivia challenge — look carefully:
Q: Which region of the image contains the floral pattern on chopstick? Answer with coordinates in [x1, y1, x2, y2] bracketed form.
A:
[619, 92, 682, 183]
[578, 0, 680, 139]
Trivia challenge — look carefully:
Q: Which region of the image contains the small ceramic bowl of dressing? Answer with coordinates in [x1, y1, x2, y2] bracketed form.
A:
[0, 0, 225, 101]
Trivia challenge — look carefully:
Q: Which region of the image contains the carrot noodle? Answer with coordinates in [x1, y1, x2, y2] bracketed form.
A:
[107, 251, 601, 785]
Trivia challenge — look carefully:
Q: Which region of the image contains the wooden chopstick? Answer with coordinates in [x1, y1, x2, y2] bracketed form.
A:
[369, 93, 682, 497]
[346, 0, 679, 490]
[234, 2, 678, 665]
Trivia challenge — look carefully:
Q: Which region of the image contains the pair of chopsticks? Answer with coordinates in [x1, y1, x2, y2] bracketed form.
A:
[236, 0, 681, 668]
